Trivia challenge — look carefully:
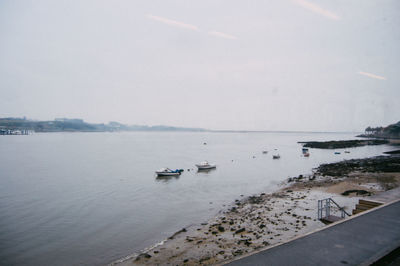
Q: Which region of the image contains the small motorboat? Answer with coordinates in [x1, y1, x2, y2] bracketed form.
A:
[195, 161, 216, 170]
[304, 152, 310, 157]
[302, 147, 309, 153]
[262, 150, 268, 154]
[334, 152, 341, 155]
[272, 154, 280, 159]
[344, 151, 350, 153]
[155, 168, 183, 176]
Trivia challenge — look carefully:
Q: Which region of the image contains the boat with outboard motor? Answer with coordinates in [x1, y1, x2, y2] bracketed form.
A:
[155, 168, 184, 176]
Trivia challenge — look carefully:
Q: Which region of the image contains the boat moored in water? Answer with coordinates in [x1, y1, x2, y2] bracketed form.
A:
[195, 161, 216, 170]
[272, 154, 281, 159]
[155, 168, 183, 176]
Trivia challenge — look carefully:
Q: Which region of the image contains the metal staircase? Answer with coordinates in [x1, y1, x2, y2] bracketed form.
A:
[318, 198, 351, 224]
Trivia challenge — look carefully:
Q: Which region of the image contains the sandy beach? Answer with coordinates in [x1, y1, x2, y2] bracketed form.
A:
[113, 155, 400, 266]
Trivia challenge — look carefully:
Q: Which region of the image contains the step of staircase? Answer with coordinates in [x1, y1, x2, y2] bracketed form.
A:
[320, 215, 343, 225]
[352, 199, 383, 215]
[359, 199, 382, 207]
[356, 204, 379, 210]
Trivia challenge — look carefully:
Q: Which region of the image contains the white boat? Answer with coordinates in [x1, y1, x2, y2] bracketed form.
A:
[272, 154, 280, 159]
[155, 168, 183, 176]
[195, 161, 216, 170]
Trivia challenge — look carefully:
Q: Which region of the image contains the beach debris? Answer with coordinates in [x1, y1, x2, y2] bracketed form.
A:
[135, 253, 152, 261]
[186, 236, 194, 242]
[235, 228, 245, 234]
[248, 196, 263, 204]
[232, 249, 243, 256]
[199, 256, 211, 263]
[168, 228, 187, 239]
[288, 175, 307, 183]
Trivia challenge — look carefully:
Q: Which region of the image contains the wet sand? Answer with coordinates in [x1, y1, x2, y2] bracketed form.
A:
[113, 156, 400, 266]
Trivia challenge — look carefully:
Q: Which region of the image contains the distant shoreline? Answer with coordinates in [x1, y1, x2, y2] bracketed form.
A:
[1, 117, 366, 134]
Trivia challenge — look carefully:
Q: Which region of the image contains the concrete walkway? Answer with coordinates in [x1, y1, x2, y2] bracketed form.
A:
[227, 199, 400, 266]
[369, 187, 400, 203]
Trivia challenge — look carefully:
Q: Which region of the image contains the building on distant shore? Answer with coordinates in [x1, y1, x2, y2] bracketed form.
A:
[55, 118, 84, 123]
[0, 129, 32, 135]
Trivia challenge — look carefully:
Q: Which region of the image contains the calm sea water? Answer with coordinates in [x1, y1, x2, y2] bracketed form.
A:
[0, 132, 394, 265]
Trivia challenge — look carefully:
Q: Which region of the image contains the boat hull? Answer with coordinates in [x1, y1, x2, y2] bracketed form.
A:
[196, 165, 216, 170]
[155, 172, 181, 176]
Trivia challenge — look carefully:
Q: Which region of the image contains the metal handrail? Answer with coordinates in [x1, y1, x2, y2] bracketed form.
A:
[329, 198, 351, 217]
[318, 198, 351, 220]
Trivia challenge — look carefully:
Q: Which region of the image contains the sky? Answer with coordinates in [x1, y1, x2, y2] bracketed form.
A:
[0, 0, 399, 131]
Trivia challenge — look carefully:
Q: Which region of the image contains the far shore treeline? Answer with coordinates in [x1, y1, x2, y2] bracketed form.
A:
[1, 117, 399, 137]
[358, 121, 400, 139]
[0, 117, 206, 133]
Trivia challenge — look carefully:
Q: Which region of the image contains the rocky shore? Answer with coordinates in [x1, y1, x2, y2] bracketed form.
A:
[298, 139, 389, 149]
[316, 155, 400, 179]
[113, 155, 400, 266]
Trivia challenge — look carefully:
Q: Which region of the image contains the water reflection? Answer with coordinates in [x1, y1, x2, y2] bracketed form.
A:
[197, 168, 217, 174]
[155, 175, 181, 182]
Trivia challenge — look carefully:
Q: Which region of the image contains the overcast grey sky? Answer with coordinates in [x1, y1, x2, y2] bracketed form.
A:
[0, 0, 399, 131]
